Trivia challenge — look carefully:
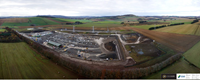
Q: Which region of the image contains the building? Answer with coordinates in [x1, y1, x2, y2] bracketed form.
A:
[48, 41, 63, 48]
[27, 28, 35, 30]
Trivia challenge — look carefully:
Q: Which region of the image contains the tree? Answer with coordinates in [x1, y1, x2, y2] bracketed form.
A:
[139, 21, 147, 23]
[137, 18, 143, 21]
[75, 21, 83, 24]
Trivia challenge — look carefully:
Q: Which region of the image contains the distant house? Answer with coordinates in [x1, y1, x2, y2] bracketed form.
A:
[48, 41, 63, 48]
[27, 28, 35, 30]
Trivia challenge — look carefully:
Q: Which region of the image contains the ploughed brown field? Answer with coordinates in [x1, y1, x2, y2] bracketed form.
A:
[123, 27, 200, 53]
[0, 18, 29, 23]
[0, 20, 4, 26]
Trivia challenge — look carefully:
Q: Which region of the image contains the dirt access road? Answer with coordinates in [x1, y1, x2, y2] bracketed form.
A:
[123, 27, 200, 53]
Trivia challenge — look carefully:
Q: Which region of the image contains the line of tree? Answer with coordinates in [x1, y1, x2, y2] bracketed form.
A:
[149, 23, 184, 30]
[75, 21, 83, 24]
[149, 25, 167, 30]
[168, 23, 184, 26]
[0, 32, 21, 42]
[191, 19, 199, 24]
[6, 27, 182, 79]
[139, 21, 147, 23]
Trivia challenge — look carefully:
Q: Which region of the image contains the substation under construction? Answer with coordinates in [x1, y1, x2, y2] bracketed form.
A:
[20, 26, 162, 66]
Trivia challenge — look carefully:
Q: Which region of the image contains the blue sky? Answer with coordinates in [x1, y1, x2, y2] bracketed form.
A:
[0, 0, 200, 16]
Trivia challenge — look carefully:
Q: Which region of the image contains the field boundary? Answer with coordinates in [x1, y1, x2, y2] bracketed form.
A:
[194, 25, 200, 35]
[183, 58, 199, 68]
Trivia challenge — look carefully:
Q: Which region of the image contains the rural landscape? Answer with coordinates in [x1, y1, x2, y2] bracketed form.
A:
[0, 14, 200, 79]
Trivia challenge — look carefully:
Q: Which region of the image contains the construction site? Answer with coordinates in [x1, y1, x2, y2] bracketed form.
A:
[20, 27, 165, 65]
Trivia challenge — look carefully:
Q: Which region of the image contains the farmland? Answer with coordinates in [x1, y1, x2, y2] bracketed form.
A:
[28, 17, 60, 25]
[74, 21, 121, 27]
[89, 15, 138, 22]
[0, 18, 29, 23]
[1, 17, 60, 27]
[50, 18, 93, 23]
[131, 24, 163, 30]
[2, 23, 31, 26]
[122, 27, 200, 52]
[147, 18, 194, 24]
[0, 18, 30, 26]
[144, 36, 200, 79]
[0, 29, 5, 32]
[154, 20, 200, 35]
[144, 57, 200, 79]
[0, 19, 4, 26]
[0, 42, 82, 79]
[183, 41, 200, 68]
[0, 26, 18, 29]
[155, 24, 200, 36]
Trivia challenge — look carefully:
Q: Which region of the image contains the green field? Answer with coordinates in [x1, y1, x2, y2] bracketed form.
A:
[2, 17, 122, 28]
[93, 21, 121, 24]
[0, 29, 5, 32]
[29, 17, 60, 25]
[75, 22, 121, 27]
[144, 57, 200, 79]
[50, 18, 67, 22]
[1, 17, 60, 26]
[183, 41, 200, 68]
[0, 26, 19, 29]
[0, 42, 81, 79]
[2, 22, 31, 26]
[155, 24, 200, 35]
[90, 16, 139, 22]
[131, 25, 163, 30]
[145, 41, 200, 79]
[147, 18, 193, 24]
[44, 22, 122, 30]
[51, 18, 92, 23]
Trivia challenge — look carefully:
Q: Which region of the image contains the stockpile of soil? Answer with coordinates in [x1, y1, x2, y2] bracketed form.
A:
[104, 42, 116, 51]
[122, 33, 139, 43]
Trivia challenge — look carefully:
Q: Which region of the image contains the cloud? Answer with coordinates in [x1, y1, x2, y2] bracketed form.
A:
[0, 0, 200, 16]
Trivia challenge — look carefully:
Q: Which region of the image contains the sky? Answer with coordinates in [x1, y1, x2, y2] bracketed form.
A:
[0, 0, 200, 16]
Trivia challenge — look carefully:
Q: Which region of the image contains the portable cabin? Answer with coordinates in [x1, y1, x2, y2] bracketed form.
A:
[48, 41, 63, 48]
